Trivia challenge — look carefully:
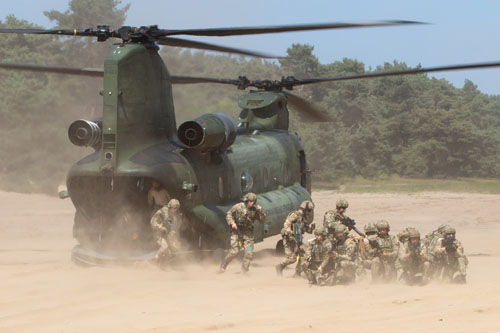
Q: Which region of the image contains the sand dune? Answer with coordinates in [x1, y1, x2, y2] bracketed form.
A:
[0, 190, 499, 332]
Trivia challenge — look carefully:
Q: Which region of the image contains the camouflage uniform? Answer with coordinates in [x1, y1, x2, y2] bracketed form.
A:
[371, 220, 400, 282]
[359, 223, 378, 270]
[396, 227, 417, 272]
[397, 229, 430, 285]
[323, 198, 350, 241]
[331, 225, 358, 284]
[302, 228, 332, 285]
[220, 194, 266, 272]
[277, 202, 315, 276]
[429, 226, 468, 283]
[150, 199, 181, 264]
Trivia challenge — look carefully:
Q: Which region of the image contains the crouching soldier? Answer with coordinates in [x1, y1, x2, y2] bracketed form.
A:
[150, 199, 182, 268]
[217, 192, 266, 274]
[331, 224, 358, 284]
[276, 200, 315, 277]
[430, 226, 468, 283]
[370, 220, 400, 283]
[358, 223, 378, 274]
[302, 227, 332, 285]
[398, 228, 430, 285]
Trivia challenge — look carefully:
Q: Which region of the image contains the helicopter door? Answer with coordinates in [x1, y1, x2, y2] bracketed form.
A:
[299, 151, 311, 193]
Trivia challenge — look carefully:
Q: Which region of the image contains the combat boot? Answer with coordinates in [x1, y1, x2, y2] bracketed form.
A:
[275, 264, 284, 276]
[217, 259, 227, 274]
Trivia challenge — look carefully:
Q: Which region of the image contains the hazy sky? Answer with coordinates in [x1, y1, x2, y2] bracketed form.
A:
[3, 0, 500, 95]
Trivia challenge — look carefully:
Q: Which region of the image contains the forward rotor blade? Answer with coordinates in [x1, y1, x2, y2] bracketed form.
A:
[159, 20, 424, 37]
[157, 37, 276, 58]
[0, 62, 104, 77]
[286, 93, 331, 122]
[293, 61, 500, 86]
[0, 27, 105, 38]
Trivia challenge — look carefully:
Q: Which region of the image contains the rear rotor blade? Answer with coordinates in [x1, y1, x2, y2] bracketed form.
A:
[0, 62, 104, 77]
[157, 37, 276, 58]
[159, 20, 424, 37]
[286, 93, 331, 122]
[170, 75, 240, 85]
[292, 61, 500, 86]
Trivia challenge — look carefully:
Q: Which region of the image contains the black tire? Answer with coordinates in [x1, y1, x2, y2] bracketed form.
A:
[275, 239, 284, 255]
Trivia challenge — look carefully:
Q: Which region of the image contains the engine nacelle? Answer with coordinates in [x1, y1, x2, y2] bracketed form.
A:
[177, 113, 237, 151]
[68, 119, 102, 148]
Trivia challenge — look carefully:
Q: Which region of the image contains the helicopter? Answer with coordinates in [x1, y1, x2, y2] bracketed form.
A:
[2, 21, 500, 265]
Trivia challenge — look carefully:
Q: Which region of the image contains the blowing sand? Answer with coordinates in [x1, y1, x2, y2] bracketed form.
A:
[0, 190, 499, 332]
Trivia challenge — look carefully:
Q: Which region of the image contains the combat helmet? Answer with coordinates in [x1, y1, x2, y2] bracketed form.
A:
[442, 225, 456, 235]
[376, 220, 390, 231]
[406, 228, 420, 239]
[300, 200, 314, 211]
[336, 198, 349, 209]
[167, 199, 180, 209]
[242, 192, 257, 202]
[364, 223, 377, 235]
[314, 226, 326, 236]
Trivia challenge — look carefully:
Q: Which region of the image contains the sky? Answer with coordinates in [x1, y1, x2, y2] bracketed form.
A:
[2, 0, 500, 95]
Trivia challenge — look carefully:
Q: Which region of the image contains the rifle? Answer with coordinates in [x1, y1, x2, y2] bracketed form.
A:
[231, 213, 244, 248]
[341, 217, 366, 237]
[443, 238, 457, 254]
[409, 242, 423, 262]
[293, 221, 304, 245]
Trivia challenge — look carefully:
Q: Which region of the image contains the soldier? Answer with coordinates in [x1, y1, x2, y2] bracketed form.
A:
[150, 199, 182, 267]
[398, 228, 430, 285]
[430, 226, 468, 283]
[302, 227, 332, 285]
[370, 220, 400, 283]
[275, 200, 315, 277]
[217, 192, 266, 274]
[323, 198, 349, 240]
[148, 180, 171, 216]
[331, 224, 358, 284]
[359, 223, 378, 271]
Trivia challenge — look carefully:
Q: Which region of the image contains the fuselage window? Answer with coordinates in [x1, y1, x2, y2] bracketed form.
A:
[241, 172, 254, 193]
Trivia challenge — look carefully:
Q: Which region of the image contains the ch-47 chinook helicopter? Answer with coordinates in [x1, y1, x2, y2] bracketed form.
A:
[2, 21, 500, 265]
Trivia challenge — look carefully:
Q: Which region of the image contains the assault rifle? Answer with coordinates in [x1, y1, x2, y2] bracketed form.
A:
[443, 238, 457, 254]
[409, 242, 424, 262]
[293, 222, 304, 245]
[341, 217, 366, 237]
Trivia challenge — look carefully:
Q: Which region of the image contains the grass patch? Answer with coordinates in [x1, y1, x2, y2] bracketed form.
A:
[313, 177, 500, 194]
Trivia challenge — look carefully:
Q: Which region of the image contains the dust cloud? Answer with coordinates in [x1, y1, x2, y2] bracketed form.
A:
[0, 190, 499, 332]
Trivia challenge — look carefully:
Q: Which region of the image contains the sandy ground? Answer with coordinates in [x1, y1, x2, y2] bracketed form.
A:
[0, 190, 499, 333]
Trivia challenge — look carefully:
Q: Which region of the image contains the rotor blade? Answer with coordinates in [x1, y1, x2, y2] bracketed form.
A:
[157, 37, 276, 58]
[292, 61, 500, 86]
[286, 93, 331, 122]
[0, 27, 106, 38]
[158, 20, 424, 37]
[170, 75, 240, 85]
[0, 62, 104, 77]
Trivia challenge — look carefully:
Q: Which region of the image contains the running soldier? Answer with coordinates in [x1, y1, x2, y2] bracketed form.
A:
[370, 220, 400, 282]
[302, 227, 332, 285]
[276, 201, 315, 277]
[398, 228, 430, 285]
[331, 224, 358, 284]
[150, 199, 182, 268]
[218, 193, 266, 274]
[430, 226, 468, 283]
